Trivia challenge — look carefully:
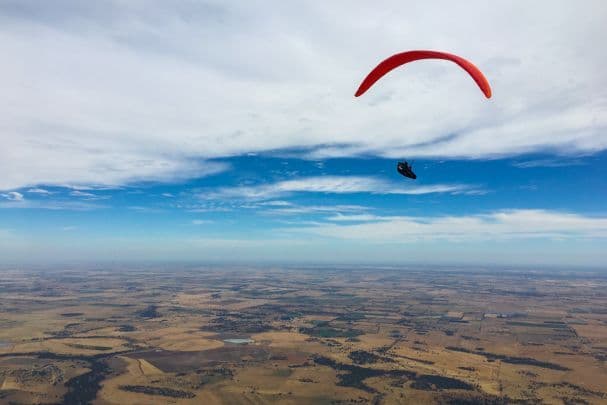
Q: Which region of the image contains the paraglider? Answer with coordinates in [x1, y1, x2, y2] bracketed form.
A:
[355, 50, 492, 180]
[397, 161, 416, 180]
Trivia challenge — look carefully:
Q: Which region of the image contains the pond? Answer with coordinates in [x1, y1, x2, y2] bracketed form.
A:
[223, 338, 254, 344]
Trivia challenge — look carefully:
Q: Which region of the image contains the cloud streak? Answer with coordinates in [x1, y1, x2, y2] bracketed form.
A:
[203, 176, 479, 200]
[1, 191, 23, 201]
[289, 210, 607, 242]
[26, 188, 52, 195]
[0, 199, 106, 211]
[512, 158, 586, 168]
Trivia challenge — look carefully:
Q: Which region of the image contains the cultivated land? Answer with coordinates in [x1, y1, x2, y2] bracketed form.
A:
[0, 266, 606, 404]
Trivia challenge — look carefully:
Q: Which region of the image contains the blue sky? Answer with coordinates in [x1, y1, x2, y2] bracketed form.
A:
[1, 1, 606, 266]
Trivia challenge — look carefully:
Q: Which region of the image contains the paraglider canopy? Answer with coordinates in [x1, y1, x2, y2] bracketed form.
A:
[355, 50, 491, 98]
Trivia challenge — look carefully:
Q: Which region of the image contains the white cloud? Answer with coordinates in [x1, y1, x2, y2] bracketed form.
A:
[27, 188, 52, 195]
[0, 199, 105, 210]
[258, 200, 293, 207]
[289, 210, 607, 241]
[70, 190, 94, 197]
[265, 204, 370, 216]
[1, 191, 24, 201]
[68, 190, 112, 201]
[512, 158, 586, 168]
[205, 176, 478, 200]
[326, 213, 381, 222]
[192, 219, 211, 225]
[1, 1, 606, 189]
[70, 189, 110, 199]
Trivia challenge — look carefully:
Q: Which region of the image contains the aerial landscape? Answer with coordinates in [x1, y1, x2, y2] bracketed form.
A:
[1, 1, 606, 404]
[1, 266, 606, 404]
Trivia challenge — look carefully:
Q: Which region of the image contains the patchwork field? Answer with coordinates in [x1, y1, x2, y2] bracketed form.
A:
[0, 266, 606, 404]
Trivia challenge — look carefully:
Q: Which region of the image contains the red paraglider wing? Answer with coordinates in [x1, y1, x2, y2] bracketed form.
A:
[355, 50, 491, 98]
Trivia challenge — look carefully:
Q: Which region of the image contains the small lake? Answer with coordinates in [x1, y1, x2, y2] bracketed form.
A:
[223, 338, 254, 344]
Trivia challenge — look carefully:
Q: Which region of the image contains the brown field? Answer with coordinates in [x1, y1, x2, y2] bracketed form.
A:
[0, 266, 606, 404]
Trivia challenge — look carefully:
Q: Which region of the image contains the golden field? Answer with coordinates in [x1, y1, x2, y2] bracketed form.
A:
[0, 267, 606, 404]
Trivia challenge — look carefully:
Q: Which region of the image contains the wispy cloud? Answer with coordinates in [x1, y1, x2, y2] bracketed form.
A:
[69, 190, 110, 200]
[288, 210, 607, 242]
[326, 213, 382, 222]
[1, 191, 23, 201]
[127, 206, 165, 213]
[205, 176, 480, 200]
[265, 204, 370, 216]
[0, 200, 105, 211]
[258, 200, 293, 207]
[27, 188, 52, 195]
[512, 158, 586, 168]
